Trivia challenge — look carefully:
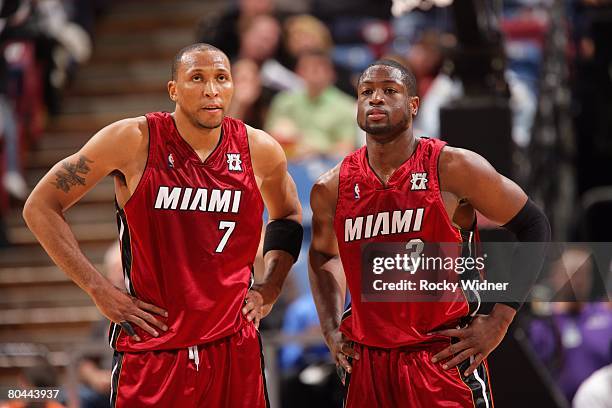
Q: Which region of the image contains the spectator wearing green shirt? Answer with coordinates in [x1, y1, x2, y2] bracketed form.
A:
[265, 50, 357, 160]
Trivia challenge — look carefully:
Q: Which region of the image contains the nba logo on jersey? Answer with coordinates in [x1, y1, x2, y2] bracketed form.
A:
[226, 153, 242, 172]
[168, 153, 175, 169]
[354, 183, 360, 199]
[410, 172, 428, 191]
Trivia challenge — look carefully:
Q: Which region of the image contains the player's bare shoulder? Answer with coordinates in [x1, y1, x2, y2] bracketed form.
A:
[116, 116, 149, 167]
[438, 145, 497, 195]
[101, 116, 148, 154]
[245, 124, 287, 179]
[84, 116, 149, 166]
[311, 163, 341, 216]
[439, 145, 479, 174]
[87, 116, 150, 196]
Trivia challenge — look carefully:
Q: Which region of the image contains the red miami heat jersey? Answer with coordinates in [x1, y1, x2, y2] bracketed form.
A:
[109, 112, 264, 352]
[334, 138, 479, 349]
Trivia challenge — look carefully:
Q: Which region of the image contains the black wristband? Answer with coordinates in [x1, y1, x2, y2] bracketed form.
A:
[263, 219, 303, 263]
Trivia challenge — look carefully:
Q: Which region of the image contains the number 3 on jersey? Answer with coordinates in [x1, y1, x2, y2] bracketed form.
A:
[215, 221, 236, 253]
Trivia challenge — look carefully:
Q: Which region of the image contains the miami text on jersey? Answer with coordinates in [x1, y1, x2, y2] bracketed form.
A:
[344, 208, 425, 242]
[154, 186, 242, 213]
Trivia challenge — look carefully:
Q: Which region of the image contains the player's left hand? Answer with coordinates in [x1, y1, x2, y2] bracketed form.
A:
[242, 289, 265, 328]
[429, 308, 514, 376]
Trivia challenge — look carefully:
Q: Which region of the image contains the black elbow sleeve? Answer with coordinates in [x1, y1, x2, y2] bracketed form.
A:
[502, 199, 551, 243]
[495, 200, 550, 311]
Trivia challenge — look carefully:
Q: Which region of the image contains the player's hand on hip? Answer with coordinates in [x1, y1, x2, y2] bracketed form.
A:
[326, 330, 359, 374]
[92, 284, 168, 341]
[429, 313, 510, 376]
[242, 289, 264, 328]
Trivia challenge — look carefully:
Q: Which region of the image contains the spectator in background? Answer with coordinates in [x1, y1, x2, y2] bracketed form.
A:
[0, 1, 30, 202]
[0, 1, 31, 243]
[407, 38, 538, 147]
[280, 293, 328, 371]
[283, 15, 333, 66]
[34, 0, 92, 114]
[0, 49, 27, 200]
[266, 50, 356, 160]
[198, 0, 275, 60]
[281, 14, 354, 95]
[280, 293, 340, 408]
[573, 363, 612, 408]
[227, 58, 276, 129]
[405, 30, 444, 98]
[529, 248, 612, 403]
[237, 14, 302, 92]
[0, 0, 92, 200]
[0, 0, 93, 243]
[1, 0, 92, 115]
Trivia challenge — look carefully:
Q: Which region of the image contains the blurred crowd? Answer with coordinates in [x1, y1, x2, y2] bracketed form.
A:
[0, 0, 611, 407]
[0, 0, 106, 246]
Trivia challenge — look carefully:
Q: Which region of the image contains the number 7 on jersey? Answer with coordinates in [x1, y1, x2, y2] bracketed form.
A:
[215, 221, 236, 253]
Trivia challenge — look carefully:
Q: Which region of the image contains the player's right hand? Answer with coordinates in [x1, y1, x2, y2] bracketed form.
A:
[91, 284, 168, 341]
[325, 330, 359, 374]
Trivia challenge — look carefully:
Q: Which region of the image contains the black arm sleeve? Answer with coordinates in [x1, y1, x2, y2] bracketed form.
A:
[502, 199, 551, 243]
[263, 219, 304, 263]
[498, 199, 551, 310]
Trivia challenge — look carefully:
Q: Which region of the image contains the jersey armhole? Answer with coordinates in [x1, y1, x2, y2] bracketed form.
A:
[118, 115, 155, 210]
[333, 157, 349, 224]
[431, 143, 461, 239]
[242, 123, 265, 212]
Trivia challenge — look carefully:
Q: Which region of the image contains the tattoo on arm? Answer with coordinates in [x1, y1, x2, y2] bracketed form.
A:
[52, 155, 94, 193]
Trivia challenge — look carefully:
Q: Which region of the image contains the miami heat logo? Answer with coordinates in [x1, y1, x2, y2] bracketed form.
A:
[168, 153, 175, 169]
[410, 172, 428, 191]
[226, 153, 242, 172]
[354, 183, 360, 199]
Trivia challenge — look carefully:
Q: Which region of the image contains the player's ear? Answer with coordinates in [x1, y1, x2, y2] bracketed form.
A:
[168, 80, 177, 102]
[410, 95, 420, 116]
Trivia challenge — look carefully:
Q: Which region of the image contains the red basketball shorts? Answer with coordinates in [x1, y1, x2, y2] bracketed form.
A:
[343, 341, 494, 408]
[109, 323, 269, 407]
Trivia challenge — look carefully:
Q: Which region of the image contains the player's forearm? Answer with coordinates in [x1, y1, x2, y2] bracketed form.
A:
[308, 248, 345, 342]
[253, 250, 294, 306]
[23, 198, 111, 297]
[256, 210, 303, 305]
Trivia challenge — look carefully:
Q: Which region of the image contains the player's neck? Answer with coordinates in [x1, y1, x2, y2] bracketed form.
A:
[171, 110, 222, 152]
[366, 130, 418, 181]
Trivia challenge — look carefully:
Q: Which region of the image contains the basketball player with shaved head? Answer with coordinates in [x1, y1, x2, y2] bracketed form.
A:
[309, 60, 550, 407]
[23, 43, 303, 407]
